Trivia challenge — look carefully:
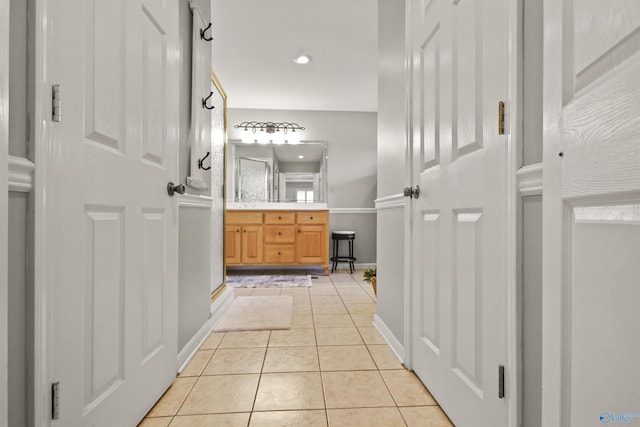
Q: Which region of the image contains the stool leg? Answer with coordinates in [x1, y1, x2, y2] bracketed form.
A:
[349, 239, 354, 274]
[331, 239, 337, 273]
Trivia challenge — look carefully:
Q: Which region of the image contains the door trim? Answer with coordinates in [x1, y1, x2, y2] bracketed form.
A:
[402, 0, 523, 424]
[505, 0, 523, 425]
[32, 0, 51, 424]
[1, 0, 10, 422]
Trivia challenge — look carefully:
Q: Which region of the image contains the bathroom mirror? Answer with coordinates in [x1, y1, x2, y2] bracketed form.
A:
[226, 140, 327, 203]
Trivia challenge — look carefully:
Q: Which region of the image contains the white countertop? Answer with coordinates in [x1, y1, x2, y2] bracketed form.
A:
[226, 202, 328, 210]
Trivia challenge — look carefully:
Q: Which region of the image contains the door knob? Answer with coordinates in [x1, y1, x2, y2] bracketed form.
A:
[403, 185, 420, 199]
[167, 182, 186, 196]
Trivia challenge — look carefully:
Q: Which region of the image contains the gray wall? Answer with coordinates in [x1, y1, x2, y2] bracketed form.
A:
[522, 195, 542, 427]
[521, 1, 543, 425]
[8, 0, 31, 425]
[375, 0, 406, 345]
[228, 108, 378, 264]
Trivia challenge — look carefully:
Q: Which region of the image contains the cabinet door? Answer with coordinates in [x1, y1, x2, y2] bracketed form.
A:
[296, 225, 326, 264]
[225, 225, 241, 264]
[242, 225, 263, 263]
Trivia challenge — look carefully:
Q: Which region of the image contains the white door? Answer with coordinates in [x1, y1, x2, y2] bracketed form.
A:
[542, 2, 640, 427]
[44, 0, 179, 425]
[408, 0, 510, 425]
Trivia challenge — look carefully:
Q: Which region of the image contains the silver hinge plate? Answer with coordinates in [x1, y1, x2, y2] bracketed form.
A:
[498, 365, 505, 399]
[52, 381, 60, 420]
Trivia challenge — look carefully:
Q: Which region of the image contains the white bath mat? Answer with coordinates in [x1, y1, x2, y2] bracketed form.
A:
[213, 296, 293, 332]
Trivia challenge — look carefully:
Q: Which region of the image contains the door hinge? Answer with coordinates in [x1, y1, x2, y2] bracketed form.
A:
[52, 84, 62, 122]
[51, 381, 60, 420]
[498, 101, 505, 135]
[498, 365, 505, 399]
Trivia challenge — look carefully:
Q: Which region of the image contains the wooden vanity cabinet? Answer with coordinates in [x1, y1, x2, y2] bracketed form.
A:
[226, 210, 329, 274]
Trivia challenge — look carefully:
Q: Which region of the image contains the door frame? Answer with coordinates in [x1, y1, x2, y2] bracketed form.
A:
[401, 0, 523, 425]
[1, 0, 10, 423]
[32, 0, 54, 424]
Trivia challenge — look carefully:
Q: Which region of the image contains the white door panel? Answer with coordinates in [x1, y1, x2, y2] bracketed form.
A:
[409, 0, 509, 425]
[543, 1, 640, 426]
[46, 0, 179, 425]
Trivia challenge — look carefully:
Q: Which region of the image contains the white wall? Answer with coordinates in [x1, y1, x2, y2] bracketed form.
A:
[228, 108, 378, 264]
[375, 0, 406, 347]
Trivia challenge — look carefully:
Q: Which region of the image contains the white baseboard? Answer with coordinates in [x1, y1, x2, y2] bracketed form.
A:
[177, 287, 234, 372]
[372, 314, 405, 363]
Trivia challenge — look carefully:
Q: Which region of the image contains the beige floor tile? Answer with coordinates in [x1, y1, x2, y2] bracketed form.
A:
[339, 293, 375, 304]
[336, 288, 369, 297]
[293, 304, 312, 315]
[263, 346, 319, 372]
[169, 413, 250, 427]
[281, 288, 311, 297]
[322, 371, 396, 409]
[179, 350, 214, 377]
[251, 288, 282, 296]
[317, 345, 376, 371]
[139, 417, 172, 427]
[291, 314, 314, 328]
[315, 327, 363, 346]
[311, 303, 347, 315]
[381, 369, 438, 406]
[202, 348, 266, 375]
[254, 372, 325, 411]
[400, 406, 455, 427]
[345, 303, 377, 314]
[249, 410, 327, 427]
[269, 328, 316, 347]
[178, 374, 260, 415]
[311, 295, 343, 305]
[350, 313, 374, 327]
[368, 345, 403, 369]
[313, 314, 354, 328]
[309, 287, 338, 296]
[233, 288, 253, 297]
[218, 330, 271, 348]
[326, 408, 406, 427]
[357, 326, 386, 345]
[146, 377, 197, 417]
[199, 332, 225, 350]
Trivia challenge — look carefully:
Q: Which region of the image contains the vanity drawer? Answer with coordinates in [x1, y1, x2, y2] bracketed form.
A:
[227, 211, 263, 224]
[296, 211, 328, 224]
[264, 212, 296, 224]
[264, 225, 295, 243]
[264, 245, 295, 263]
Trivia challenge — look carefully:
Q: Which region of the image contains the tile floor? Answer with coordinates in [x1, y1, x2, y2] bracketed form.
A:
[140, 270, 454, 427]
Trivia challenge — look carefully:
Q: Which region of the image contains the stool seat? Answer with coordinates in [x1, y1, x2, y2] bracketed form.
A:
[330, 231, 356, 273]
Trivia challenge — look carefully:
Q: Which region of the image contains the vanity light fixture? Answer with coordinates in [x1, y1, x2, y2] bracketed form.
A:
[294, 54, 312, 64]
[235, 121, 305, 145]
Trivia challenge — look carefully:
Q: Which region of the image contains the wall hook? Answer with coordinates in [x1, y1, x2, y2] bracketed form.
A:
[198, 151, 211, 170]
[202, 92, 215, 110]
[200, 23, 213, 41]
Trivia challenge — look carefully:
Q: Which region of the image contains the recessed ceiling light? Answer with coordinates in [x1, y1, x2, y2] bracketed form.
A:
[294, 54, 312, 65]
[298, 155, 304, 159]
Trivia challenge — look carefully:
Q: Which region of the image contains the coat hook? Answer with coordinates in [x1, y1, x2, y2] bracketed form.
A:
[198, 151, 211, 170]
[202, 92, 215, 110]
[200, 23, 213, 41]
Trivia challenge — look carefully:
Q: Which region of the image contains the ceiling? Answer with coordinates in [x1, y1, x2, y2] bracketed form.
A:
[211, 0, 378, 112]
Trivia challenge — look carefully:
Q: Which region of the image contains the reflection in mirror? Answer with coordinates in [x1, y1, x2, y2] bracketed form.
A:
[227, 140, 327, 203]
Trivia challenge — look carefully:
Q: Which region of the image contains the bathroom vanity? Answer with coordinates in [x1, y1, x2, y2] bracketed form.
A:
[226, 205, 329, 275]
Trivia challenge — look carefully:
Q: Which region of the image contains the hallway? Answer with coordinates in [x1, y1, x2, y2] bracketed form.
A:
[140, 271, 454, 426]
